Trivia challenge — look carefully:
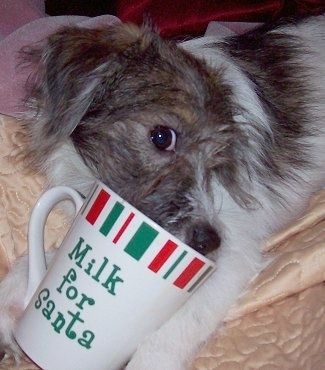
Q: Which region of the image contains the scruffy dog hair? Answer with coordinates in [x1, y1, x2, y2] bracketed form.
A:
[1, 15, 325, 369]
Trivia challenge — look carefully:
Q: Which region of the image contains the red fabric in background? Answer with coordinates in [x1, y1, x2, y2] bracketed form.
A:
[116, 0, 325, 37]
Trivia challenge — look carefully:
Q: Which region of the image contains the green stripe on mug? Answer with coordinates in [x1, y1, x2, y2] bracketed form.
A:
[163, 251, 188, 280]
[100, 201, 125, 236]
[124, 222, 159, 260]
[187, 265, 214, 293]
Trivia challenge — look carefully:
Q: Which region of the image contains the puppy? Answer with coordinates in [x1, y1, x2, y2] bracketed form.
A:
[1, 15, 325, 369]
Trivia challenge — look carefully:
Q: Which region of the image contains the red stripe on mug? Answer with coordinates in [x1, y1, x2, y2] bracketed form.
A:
[86, 189, 110, 225]
[148, 240, 178, 273]
[112, 212, 135, 244]
[173, 257, 205, 289]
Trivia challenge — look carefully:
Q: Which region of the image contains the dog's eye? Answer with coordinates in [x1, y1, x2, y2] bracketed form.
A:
[150, 126, 177, 151]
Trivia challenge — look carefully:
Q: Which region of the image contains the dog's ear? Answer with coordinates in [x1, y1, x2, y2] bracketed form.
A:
[24, 24, 158, 141]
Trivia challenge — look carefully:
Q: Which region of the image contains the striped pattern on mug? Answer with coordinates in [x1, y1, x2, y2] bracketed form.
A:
[82, 187, 214, 292]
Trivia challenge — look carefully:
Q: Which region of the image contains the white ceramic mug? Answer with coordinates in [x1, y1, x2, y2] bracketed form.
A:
[14, 181, 216, 370]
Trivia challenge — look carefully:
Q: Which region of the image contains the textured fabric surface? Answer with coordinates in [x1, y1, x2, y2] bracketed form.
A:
[0, 114, 70, 280]
[191, 192, 325, 370]
[117, 0, 325, 37]
[192, 284, 325, 370]
[0, 113, 325, 369]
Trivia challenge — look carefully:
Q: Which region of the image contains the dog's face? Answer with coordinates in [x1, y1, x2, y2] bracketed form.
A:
[23, 24, 255, 255]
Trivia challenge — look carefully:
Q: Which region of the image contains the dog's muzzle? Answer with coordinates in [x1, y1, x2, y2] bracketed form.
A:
[189, 223, 220, 255]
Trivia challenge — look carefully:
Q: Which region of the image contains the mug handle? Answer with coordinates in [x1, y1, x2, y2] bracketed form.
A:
[25, 186, 84, 307]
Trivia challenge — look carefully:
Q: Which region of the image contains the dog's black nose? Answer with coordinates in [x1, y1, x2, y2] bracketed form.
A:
[189, 223, 221, 255]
